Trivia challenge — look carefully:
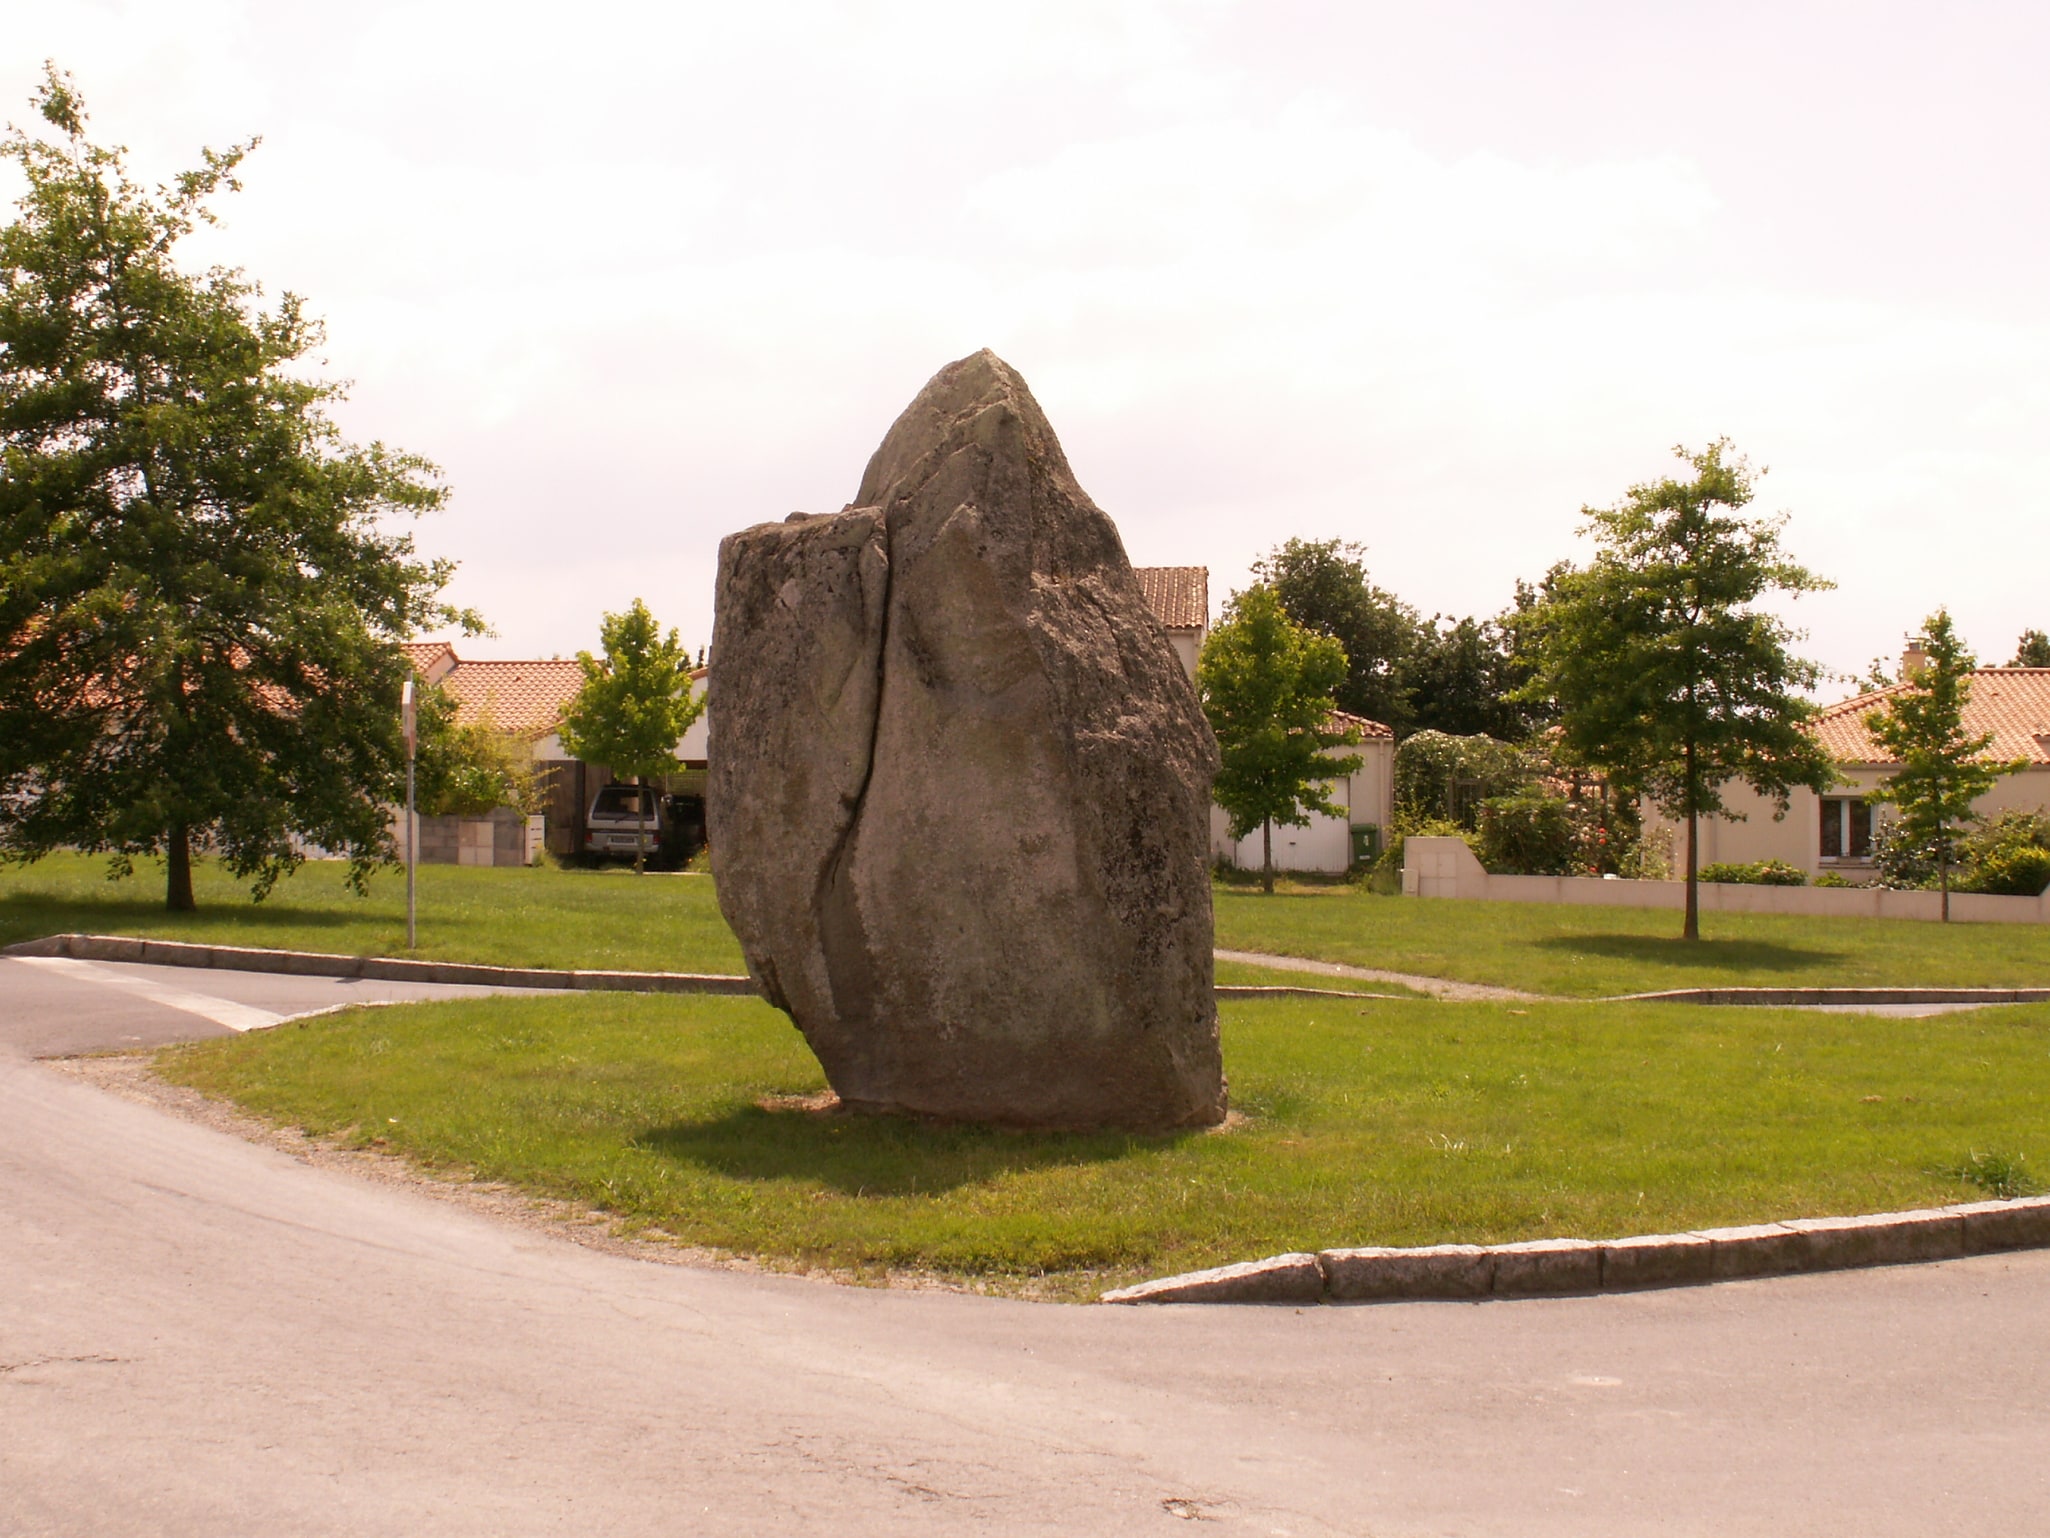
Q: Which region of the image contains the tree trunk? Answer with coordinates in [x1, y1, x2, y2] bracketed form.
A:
[1262, 819, 1274, 895]
[1683, 808, 1700, 942]
[1939, 838, 1951, 922]
[1681, 733, 1700, 941]
[635, 776, 648, 875]
[166, 823, 196, 912]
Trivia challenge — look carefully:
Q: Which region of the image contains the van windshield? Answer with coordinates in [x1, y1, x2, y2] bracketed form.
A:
[592, 785, 655, 818]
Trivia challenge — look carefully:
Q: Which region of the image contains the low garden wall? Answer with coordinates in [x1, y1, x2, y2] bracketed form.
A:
[1401, 836, 2050, 925]
[393, 808, 543, 868]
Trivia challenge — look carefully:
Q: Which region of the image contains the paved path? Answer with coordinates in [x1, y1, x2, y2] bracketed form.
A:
[6, 960, 2050, 1535]
[1215, 948, 1546, 1002]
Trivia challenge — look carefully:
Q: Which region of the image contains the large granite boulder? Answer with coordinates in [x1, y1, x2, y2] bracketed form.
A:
[708, 350, 1225, 1130]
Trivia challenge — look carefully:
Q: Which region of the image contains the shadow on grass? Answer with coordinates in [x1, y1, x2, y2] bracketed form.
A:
[636, 1104, 1194, 1196]
[1533, 932, 1839, 974]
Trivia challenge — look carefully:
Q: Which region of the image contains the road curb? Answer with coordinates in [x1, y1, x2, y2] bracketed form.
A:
[2, 933, 762, 996]
[6, 935, 1401, 1004]
[1616, 986, 2050, 1005]
[1099, 1196, 2050, 1304]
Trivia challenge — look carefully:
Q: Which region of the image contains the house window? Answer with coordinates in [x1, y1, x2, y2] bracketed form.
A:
[1820, 797, 1873, 860]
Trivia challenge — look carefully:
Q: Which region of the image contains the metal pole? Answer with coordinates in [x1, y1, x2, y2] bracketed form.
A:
[406, 751, 417, 949]
[402, 678, 417, 950]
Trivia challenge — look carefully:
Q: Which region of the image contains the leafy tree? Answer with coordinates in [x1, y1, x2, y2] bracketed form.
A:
[0, 68, 472, 910]
[1515, 439, 1837, 940]
[1253, 538, 1422, 733]
[1198, 584, 1361, 893]
[557, 598, 702, 873]
[1405, 613, 1542, 740]
[2011, 629, 2050, 667]
[1865, 609, 2026, 920]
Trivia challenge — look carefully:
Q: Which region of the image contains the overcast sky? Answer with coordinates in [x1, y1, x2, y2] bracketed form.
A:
[10, 1, 2048, 692]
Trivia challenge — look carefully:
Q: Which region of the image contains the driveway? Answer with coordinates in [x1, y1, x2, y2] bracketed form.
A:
[4, 958, 2048, 1536]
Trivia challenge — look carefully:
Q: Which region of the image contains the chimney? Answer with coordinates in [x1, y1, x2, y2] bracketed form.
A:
[1901, 636, 1929, 681]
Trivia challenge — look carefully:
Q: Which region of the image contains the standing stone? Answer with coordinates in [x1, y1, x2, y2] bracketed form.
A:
[708, 350, 1225, 1130]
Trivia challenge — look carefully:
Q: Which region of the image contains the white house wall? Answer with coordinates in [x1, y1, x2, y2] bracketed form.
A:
[1643, 767, 2050, 880]
[1210, 740, 1396, 874]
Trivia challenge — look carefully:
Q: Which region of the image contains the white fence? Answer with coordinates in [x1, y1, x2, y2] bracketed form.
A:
[1401, 836, 2050, 925]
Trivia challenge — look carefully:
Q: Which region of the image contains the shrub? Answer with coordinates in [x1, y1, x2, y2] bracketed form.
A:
[1872, 819, 1940, 890]
[1813, 871, 1860, 889]
[1476, 786, 1591, 875]
[1959, 811, 2050, 896]
[1969, 844, 2050, 898]
[1393, 731, 1532, 830]
[1697, 860, 1807, 887]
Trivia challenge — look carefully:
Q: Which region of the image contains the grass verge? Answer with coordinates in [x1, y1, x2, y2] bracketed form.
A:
[0, 853, 746, 975]
[1214, 884, 2050, 997]
[156, 990, 2050, 1300]
[12, 852, 2050, 997]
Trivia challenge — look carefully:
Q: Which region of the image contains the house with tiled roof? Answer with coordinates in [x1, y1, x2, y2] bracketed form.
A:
[1132, 567, 1395, 874]
[1646, 645, 2050, 881]
[399, 642, 709, 860]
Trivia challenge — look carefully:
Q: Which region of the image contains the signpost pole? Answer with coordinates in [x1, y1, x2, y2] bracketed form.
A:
[402, 679, 417, 951]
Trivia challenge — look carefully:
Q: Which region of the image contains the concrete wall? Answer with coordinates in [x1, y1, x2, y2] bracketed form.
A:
[395, 807, 542, 868]
[1642, 767, 2050, 883]
[1212, 738, 1396, 873]
[1402, 835, 2050, 924]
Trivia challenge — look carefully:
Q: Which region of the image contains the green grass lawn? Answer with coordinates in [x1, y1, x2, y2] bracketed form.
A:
[0, 853, 747, 975]
[157, 990, 2050, 1299]
[1213, 884, 2050, 996]
[10, 851, 2050, 995]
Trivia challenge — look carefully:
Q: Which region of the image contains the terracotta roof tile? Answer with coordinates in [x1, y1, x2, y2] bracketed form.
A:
[1811, 668, 2050, 766]
[1133, 566, 1209, 631]
[438, 659, 586, 737]
[399, 640, 458, 684]
[1328, 709, 1395, 741]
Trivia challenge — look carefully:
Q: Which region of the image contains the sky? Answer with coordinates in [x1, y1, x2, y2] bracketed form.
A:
[9, 1, 2049, 694]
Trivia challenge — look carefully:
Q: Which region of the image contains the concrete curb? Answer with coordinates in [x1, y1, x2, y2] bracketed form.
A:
[1099, 1196, 2050, 1304]
[1616, 986, 2050, 1006]
[6, 935, 1403, 1005]
[2, 933, 762, 996]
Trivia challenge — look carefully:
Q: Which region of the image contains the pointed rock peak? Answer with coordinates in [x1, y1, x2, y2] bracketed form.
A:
[853, 349, 1077, 510]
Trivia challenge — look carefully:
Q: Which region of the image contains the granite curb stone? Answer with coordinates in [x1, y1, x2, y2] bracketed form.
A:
[1102, 1198, 2050, 1305]
[3, 934, 761, 995]
[1321, 1244, 1492, 1301]
[7, 935, 1397, 1005]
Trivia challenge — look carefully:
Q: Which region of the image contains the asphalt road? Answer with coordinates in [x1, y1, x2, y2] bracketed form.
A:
[4, 958, 2048, 1536]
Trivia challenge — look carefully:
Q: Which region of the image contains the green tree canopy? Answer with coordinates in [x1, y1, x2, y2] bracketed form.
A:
[1515, 439, 1836, 939]
[0, 68, 474, 910]
[1197, 584, 1362, 892]
[1866, 609, 2027, 920]
[2010, 629, 2050, 667]
[557, 598, 703, 872]
[1253, 538, 1422, 733]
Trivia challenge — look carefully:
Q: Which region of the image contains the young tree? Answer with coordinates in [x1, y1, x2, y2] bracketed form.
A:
[1253, 538, 1423, 733]
[0, 69, 473, 910]
[557, 599, 702, 872]
[1516, 440, 1837, 940]
[1198, 585, 1362, 893]
[2010, 629, 2050, 667]
[1866, 609, 2026, 921]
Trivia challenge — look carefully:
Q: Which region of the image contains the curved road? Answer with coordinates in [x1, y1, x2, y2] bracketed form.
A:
[3, 957, 2047, 1536]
